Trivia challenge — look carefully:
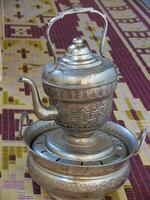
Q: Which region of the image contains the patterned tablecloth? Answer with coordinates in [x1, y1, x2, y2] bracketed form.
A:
[0, 0, 150, 200]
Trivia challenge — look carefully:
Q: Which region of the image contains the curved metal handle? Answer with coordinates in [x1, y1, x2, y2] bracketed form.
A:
[19, 112, 30, 138]
[47, 7, 108, 63]
[135, 129, 148, 155]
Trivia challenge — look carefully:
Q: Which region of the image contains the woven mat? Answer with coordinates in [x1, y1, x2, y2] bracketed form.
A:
[0, 0, 150, 199]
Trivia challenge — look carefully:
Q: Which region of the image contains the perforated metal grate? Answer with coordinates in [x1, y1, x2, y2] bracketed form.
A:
[31, 131, 128, 166]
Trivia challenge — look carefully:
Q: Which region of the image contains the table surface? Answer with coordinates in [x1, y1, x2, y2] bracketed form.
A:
[0, 0, 150, 200]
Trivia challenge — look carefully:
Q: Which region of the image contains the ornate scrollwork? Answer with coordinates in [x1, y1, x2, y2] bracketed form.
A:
[43, 81, 117, 101]
[28, 155, 130, 198]
[55, 95, 112, 130]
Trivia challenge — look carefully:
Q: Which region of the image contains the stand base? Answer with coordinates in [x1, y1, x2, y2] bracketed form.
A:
[32, 126, 127, 165]
[45, 128, 115, 161]
[49, 193, 104, 200]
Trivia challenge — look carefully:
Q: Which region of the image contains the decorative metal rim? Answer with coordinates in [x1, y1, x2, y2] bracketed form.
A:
[20, 114, 143, 168]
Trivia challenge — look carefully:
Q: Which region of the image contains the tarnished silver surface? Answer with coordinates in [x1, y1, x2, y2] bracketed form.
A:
[18, 7, 147, 200]
[32, 128, 127, 162]
[19, 116, 147, 200]
[18, 7, 117, 130]
[28, 154, 130, 200]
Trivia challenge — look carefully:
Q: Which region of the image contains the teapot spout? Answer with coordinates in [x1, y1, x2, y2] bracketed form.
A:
[17, 76, 58, 121]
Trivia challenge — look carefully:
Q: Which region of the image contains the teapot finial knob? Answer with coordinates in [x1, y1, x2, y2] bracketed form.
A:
[72, 37, 83, 45]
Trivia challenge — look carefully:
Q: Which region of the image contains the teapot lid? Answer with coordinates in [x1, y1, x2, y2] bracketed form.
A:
[42, 40, 117, 89]
[59, 37, 102, 68]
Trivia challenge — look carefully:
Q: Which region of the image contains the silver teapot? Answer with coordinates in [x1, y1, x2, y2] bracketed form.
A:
[18, 7, 117, 137]
[19, 7, 147, 200]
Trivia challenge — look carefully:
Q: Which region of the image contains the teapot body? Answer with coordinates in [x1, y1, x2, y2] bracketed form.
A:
[43, 80, 117, 133]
